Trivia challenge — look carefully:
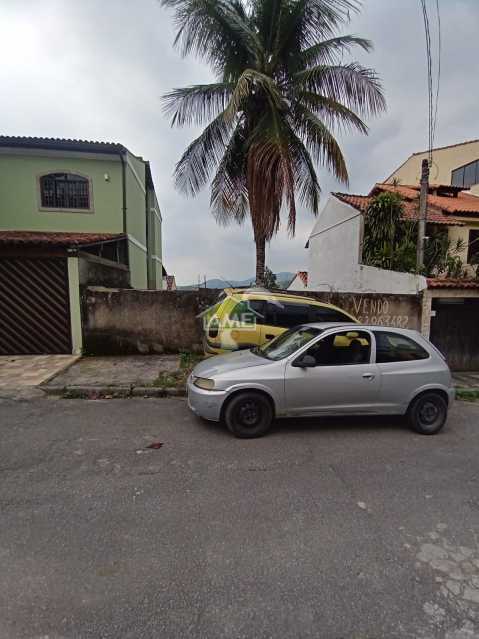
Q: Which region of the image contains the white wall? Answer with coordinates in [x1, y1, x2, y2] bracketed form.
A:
[306, 196, 427, 294]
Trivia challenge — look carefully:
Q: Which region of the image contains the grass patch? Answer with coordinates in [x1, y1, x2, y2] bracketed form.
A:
[456, 389, 479, 402]
[152, 351, 206, 390]
[179, 350, 204, 370]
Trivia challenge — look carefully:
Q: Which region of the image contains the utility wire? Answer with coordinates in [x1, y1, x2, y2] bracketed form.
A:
[420, 0, 434, 164]
[420, 0, 441, 162]
[432, 0, 442, 147]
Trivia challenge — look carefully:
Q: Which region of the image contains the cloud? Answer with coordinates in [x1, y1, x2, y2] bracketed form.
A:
[0, 0, 477, 284]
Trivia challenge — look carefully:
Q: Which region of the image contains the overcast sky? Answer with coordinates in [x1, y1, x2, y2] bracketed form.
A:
[0, 0, 477, 284]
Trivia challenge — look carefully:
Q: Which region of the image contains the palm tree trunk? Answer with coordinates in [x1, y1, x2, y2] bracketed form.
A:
[255, 234, 266, 286]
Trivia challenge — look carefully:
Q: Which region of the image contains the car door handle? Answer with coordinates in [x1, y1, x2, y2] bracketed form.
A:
[265, 334, 275, 340]
[362, 373, 375, 380]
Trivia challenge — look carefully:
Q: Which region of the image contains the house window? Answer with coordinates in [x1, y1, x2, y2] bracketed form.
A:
[467, 230, 479, 264]
[451, 160, 479, 188]
[40, 173, 90, 209]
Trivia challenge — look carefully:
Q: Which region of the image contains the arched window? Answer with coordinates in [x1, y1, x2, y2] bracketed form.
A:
[40, 172, 90, 209]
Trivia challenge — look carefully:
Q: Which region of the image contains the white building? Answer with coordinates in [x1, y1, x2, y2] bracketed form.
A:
[291, 187, 427, 294]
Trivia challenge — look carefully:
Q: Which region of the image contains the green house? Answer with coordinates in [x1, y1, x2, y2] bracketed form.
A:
[0, 136, 164, 355]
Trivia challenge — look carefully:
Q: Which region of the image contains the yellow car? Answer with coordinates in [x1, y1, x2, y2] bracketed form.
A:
[202, 289, 358, 355]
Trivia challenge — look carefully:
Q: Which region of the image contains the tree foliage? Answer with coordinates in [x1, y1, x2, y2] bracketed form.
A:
[161, 0, 385, 283]
[362, 192, 475, 278]
[262, 266, 279, 289]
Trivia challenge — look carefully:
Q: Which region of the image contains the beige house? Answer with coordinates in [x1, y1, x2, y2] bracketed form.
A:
[386, 138, 479, 193]
[386, 140, 479, 276]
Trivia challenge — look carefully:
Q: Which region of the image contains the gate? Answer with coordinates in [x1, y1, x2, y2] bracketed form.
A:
[0, 257, 72, 354]
[430, 298, 479, 370]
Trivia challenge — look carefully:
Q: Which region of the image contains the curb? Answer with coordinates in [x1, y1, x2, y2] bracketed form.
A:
[42, 384, 187, 399]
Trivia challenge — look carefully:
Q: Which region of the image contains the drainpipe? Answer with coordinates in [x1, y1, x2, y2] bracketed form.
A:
[145, 185, 152, 289]
[119, 151, 129, 268]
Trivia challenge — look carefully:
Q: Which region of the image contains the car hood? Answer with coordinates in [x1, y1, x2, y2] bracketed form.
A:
[193, 349, 270, 378]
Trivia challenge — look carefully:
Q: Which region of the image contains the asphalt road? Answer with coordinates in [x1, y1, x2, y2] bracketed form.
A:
[1, 397, 479, 639]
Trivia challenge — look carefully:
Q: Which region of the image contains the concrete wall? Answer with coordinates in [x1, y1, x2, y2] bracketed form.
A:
[386, 140, 479, 185]
[286, 290, 422, 331]
[82, 287, 422, 355]
[82, 288, 219, 355]
[307, 196, 427, 294]
[78, 254, 130, 289]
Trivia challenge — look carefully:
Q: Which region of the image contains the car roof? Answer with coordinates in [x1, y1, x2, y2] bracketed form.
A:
[303, 322, 421, 336]
[224, 287, 318, 302]
[222, 288, 356, 313]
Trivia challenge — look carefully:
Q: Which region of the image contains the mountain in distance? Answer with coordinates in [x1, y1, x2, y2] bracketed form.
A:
[179, 272, 295, 290]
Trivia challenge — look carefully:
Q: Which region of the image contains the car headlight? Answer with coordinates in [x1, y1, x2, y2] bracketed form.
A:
[193, 377, 215, 391]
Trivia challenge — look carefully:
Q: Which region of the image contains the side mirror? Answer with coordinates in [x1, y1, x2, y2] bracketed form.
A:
[292, 354, 316, 368]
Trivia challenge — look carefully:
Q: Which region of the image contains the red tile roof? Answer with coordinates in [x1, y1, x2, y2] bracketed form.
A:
[373, 183, 479, 216]
[333, 189, 465, 226]
[0, 231, 126, 247]
[296, 271, 308, 286]
[427, 278, 479, 289]
[333, 181, 479, 225]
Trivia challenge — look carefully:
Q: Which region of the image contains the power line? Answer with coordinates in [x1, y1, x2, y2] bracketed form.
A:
[432, 0, 442, 147]
[420, 0, 434, 164]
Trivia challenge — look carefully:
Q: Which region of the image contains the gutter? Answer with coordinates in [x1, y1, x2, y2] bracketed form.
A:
[119, 151, 127, 235]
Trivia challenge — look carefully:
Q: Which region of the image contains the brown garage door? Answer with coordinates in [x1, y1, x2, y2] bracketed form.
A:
[430, 298, 479, 371]
[0, 257, 72, 354]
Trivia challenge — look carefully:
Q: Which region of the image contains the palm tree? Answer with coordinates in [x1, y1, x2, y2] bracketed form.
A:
[161, 0, 385, 285]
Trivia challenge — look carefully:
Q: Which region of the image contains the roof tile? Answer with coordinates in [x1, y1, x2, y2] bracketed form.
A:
[333, 191, 466, 226]
[0, 231, 126, 247]
[427, 278, 479, 289]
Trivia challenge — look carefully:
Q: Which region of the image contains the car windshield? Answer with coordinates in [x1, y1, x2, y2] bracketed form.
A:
[256, 326, 322, 361]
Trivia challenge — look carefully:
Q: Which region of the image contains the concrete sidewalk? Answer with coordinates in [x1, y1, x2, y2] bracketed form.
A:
[2, 354, 478, 399]
[42, 354, 187, 398]
[0, 355, 79, 389]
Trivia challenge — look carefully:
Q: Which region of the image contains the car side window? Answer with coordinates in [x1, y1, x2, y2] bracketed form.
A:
[308, 305, 352, 323]
[229, 300, 264, 325]
[305, 330, 371, 366]
[265, 301, 310, 328]
[374, 331, 429, 363]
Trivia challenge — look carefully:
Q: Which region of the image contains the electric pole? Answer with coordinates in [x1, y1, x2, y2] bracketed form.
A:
[416, 158, 430, 271]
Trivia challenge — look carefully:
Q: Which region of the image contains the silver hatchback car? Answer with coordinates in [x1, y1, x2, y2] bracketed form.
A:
[187, 323, 455, 438]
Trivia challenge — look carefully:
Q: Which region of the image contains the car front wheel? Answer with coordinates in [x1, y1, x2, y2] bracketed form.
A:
[224, 392, 273, 439]
[407, 392, 448, 435]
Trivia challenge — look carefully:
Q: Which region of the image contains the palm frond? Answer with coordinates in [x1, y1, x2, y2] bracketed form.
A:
[160, 0, 260, 74]
[288, 132, 321, 215]
[211, 125, 249, 226]
[292, 104, 348, 183]
[294, 62, 386, 118]
[300, 35, 372, 67]
[162, 83, 234, 127]
[247, 104, 297, 237]
[296, 92, 368, 134]
[278, 0, 360, 56]
[173, 111, 234, 196]
[225, 68, 286, 122]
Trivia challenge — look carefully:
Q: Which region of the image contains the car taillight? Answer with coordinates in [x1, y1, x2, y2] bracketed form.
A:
[208, 319, 219, 339]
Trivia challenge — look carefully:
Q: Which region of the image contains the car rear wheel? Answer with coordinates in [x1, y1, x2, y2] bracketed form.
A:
[407, 392, 448, 435]
[224, 392, 273, 439]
